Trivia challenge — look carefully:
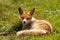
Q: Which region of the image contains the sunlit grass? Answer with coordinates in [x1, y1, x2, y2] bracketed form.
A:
[0, 0, 60, 40]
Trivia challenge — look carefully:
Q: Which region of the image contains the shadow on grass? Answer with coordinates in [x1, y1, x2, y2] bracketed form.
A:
[8, 21, 23, 32]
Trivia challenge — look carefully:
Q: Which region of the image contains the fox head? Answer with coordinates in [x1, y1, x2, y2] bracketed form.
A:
[18, 7, 35, 25]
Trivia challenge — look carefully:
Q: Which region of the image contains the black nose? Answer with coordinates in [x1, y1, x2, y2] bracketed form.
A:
[23, 21, 26, 23]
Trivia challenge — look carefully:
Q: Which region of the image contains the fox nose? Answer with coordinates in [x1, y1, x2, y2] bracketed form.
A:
[23, 21, 26, 24]
[23, 19, 26, 24]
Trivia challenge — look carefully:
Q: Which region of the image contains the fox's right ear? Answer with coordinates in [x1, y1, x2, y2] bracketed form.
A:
[18, 7, 23, 14]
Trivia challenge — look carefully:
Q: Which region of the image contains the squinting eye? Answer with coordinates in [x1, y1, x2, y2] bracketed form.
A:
[21, 17, 24, 19]
[27, 18, 30, 20]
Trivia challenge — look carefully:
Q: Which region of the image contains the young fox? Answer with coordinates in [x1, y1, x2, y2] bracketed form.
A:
[16, 7, 52, 37]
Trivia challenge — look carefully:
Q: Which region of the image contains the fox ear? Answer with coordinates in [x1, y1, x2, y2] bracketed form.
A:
[18, 7, 23, 14]
[30, 8, 35, 15]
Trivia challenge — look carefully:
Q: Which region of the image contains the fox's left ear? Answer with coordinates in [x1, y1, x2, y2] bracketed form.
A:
[30, 8, 35, 15]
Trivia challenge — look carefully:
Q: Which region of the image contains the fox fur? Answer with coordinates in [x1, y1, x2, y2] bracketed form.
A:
[16, 7, 52, 37]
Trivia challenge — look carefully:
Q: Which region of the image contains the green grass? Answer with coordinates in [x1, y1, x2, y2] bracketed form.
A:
[0, 0, 60, 40]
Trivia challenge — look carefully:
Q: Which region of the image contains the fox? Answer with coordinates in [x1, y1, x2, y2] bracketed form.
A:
[16, 7, 53, 37]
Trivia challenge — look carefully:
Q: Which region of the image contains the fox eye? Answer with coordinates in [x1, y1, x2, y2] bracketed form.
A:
[27, 18, 30, 20]
[21, 17, 24, 19]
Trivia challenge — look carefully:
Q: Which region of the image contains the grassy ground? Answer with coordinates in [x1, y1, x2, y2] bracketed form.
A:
[0, 0, 60, 40]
